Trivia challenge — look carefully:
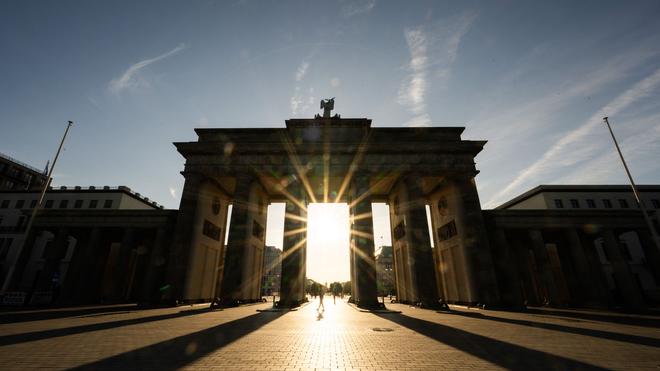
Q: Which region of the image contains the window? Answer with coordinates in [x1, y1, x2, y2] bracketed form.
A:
[74, 200, 83, 209]
[30, 200, 37, 208]
[553, 199, 564, 208]
[44, 200, 54, 209]
[586, 199, 596, 208]
[103, 200, 113, 208]
[652, 199, 660, 209]
[618, 199, 629, 208]
[1, 200, 9, 208]
[59, 199, 69, 209]
[15, 200, 25, 209]
[89, 200, 98, 209]
[603, 199, 612, 208]
[570, 199, 580, 208]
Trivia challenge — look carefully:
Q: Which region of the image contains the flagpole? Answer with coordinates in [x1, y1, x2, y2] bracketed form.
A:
[603, 117, 660, 252]
[1, 121, 73, 295]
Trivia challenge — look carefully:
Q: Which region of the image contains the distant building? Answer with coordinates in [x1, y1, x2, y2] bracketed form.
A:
[0, 152, 47, 191]
[260, 245, 281, 296]
[375, 245, 394, 296]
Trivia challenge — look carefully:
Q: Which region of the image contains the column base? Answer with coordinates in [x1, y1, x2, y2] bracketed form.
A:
[275, 297, 307, 308]
[355, 298, 383, 310]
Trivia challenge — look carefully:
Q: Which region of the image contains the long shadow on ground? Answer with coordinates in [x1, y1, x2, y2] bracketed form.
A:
[0, 307, 214, 346]
[70, 311, 285, 370]
[376, 313, 607, 370]
[0, 304, 139, 324]
[523, 308, 660, 328]
[451, 311, 660, 348]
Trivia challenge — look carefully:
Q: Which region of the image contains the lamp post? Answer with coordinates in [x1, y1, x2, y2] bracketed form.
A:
[603, 117, 660, 252]
[1, 121, 73, 294]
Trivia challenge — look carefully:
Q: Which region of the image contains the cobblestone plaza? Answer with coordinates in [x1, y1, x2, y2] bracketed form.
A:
[1, 298, 659, 370]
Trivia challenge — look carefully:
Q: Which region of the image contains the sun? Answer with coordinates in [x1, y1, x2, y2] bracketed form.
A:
[306, 203, 351, 283]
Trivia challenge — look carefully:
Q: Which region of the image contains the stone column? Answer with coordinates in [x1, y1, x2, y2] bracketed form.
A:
[491, 229, 524, 307]
[564, 228, 607, 305]
[509, 232, 540, 306]
[601, 229, 645, 309]
[113, 227, 134, 301]
[450, 175, 500, 306]
[402, 175, 440, 308]
[69, 227, 101, 303]
[349, 173, 379, 309]
[141, 227, 167, 303]
[635, 228, 660, 285]
[166, 172, 204, 302]
[6, 228, 41, 291]
[279, 186, 306, 308]
[220, 173, 255, 303]
[528, 229, 559, 305]
[58, 228, 89, 302]
[37, 228, 69, 293]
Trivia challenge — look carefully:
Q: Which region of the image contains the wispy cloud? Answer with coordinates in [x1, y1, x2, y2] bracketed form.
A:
[398, 13, 476, 127]
[290, 87, 315, 115]
[341, 0, 376, 17]
[295, 60, 310, 81]
[169, 186, 177, 199]
[486, 66, 660, 207]
[109, 43, 186, 94]
[290, 57, 315, 115]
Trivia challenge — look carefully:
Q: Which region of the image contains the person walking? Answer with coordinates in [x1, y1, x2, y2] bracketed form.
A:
[318, 288, 325, 311]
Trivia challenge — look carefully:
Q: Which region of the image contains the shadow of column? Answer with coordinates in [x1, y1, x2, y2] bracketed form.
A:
[375, 313, 608, 370]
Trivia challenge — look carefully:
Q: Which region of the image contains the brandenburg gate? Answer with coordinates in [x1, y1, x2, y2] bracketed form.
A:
[168, 101, 500, 309]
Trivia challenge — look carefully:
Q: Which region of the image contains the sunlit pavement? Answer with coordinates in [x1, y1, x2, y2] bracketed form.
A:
[1, 298, 659, 370]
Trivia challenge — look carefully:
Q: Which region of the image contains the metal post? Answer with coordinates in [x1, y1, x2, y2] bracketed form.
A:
[603, 117, 660, 252]
[1, 121, 73, 294]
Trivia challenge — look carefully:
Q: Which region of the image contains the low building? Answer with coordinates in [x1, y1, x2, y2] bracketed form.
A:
[496, 184, 660, 211]
[0, 186, 171, 305]
[261, 245, 281, 296]
[480, 185, 660, 309]
[0, 152, 48, 191]
[375, 245, 394, 296]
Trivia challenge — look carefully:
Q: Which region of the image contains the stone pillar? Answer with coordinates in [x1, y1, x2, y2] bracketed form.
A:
[141, 227, 167, 303]
[450, 175, 500, 306]
[402, 175, 440, 308]
[564, 228, 607, 305]
[491, 229, 524, 307]
[509, 232, 540, 306]
[69, 227, 101, 303]
[279, 186, 306, 308]
[5, 228, 41, 291]
[112, 227, 134, 301]
[220, 174, 255, 303]
[635, 228, 660, 285]
[37, 228, 69, 293]
[601, 229, 645, 309]
[58, 229, 88, 302]
[349, 173, 379, 309]
[166, 172, 204, 302]
[528, 229, 559, 305]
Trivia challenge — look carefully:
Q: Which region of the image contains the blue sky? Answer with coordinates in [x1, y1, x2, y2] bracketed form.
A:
[2, 1, 660, 280]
